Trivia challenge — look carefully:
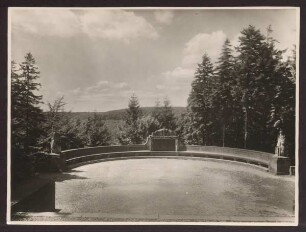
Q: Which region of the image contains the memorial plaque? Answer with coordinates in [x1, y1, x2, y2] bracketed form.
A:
[148, 129, 178, 151]
[151, 137, 176, 151]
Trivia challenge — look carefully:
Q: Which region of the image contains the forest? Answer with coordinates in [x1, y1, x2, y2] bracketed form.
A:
[11, 25, 296, 181]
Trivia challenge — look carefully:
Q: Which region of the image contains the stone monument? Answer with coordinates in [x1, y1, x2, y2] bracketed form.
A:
[147, 129, 178, 151]
[50, 131, 61, 154]
[269, 123, 290, 175]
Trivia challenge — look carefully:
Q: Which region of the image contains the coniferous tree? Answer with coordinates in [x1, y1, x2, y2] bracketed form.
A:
[11, 53, 45, 181]
[151, 99, 162, 125]
[11, 53, 44, 155]
[187, 53, 215, 145]
[214, 39, 238, 147]
[118, 94, 144, 144]
[83, 112, 111, 147]
[11, 61, 24, 152]
[138, 115, 160, 139]
[60, 117, 85, 150]
[269, 47, 296, 162]
[236, 25, 269, 149]
[179, 25, 296, 163]
[159, 98, 177, 131]
[176, 111, 197, 145]
[151, 98, 177, 131]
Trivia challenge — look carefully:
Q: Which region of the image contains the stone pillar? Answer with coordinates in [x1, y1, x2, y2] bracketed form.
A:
[269, 155, 290, 175]
[51, 131, 61, 154]
[269, 129, 290, 175]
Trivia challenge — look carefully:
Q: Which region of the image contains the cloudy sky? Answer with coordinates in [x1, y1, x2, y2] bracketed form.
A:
[10, 8, 298, 112]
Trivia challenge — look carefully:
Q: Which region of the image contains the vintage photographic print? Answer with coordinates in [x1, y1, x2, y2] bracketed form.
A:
[7, 7, 299, 225]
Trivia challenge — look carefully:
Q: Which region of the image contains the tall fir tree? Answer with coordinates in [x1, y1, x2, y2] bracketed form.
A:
[11, 53, 44, 155]
[118, 93, 144, 144]
[236, 25, 270, 149]
[11, 53, 45, 181]
[214, 39, 238, 147]
[187, 53, 216, 145]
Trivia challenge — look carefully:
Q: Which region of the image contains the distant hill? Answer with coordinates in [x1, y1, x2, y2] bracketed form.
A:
[69, 106, 187, 121]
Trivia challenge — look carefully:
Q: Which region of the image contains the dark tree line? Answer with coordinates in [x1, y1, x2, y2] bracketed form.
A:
[179, 25, 296, 163]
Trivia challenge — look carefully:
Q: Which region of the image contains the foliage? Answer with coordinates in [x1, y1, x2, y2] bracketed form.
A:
[181, 25, 296, 162]
[117, 94, 144, 145]
[187, 53, 216, 145]
[82, 112, 111, 147]
[11, 53, 45, 181]
[151, 98, 177, 131]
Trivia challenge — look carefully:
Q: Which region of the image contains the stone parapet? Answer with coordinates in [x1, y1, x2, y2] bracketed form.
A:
[269, 155, 291, 175]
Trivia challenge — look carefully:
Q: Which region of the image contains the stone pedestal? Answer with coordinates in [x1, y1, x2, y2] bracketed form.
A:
[150, 137, 177, 151]
[147, 129, 178, 151]
[269, 155, 290, 175]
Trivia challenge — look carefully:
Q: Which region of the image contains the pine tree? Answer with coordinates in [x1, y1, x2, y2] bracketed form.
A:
[118, 94, 144, 144]
[236, 25, 269, 149]
[11, 61, 24, 152]
[83, 112, 111, 147]
[11, 53, 44, 155]
[151, 98, 177, 131]
[60, 117, 85, 150]
[126, 93, 142, 126]
[138, 115, 160, 138]
[214, 39, 237, 147]
[187, 53, 215, 145]
[160, 98, 177, 131]
[269, 47, 296, 162]
[11, 54, 45, 181]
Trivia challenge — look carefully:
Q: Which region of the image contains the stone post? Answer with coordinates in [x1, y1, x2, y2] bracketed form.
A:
[269, 129, 290, 175]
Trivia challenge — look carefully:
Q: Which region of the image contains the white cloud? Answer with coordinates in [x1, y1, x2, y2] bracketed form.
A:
[158, 31, 227, 88]
[71, 80, 131, 99]
[162, 67, 194, 86]
[11, 9, 158, 42]
[11, 9, 80, 37]
[154, 11, 174, 24]
[154, 31, 227, 106]
[81, 10, 158, 41]
[152, 67, 194, 106]
[182, 31, 227, 68]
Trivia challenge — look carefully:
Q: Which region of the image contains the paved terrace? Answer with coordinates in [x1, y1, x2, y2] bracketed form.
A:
[11, 145, 295, 223]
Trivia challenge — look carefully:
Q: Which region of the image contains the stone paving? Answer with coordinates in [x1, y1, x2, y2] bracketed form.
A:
[13, 157, 295, 222]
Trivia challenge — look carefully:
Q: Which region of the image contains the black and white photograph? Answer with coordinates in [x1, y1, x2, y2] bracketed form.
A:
[7, 7, 299, 225]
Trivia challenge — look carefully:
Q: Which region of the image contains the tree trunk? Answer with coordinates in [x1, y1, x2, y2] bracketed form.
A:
[222, 124, 225, 147]
[244, 108, 248, 149]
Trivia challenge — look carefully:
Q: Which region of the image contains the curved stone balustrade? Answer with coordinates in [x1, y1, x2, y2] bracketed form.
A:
[184, 145, 273, 166]
[61, 145, 276, 172]
[61, 144, 147, 160]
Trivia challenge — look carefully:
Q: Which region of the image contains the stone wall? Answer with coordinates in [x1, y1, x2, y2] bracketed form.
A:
[61, 144, 289, 174]
[62, 144, 147, 160]
[184, 145, 273, 166]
